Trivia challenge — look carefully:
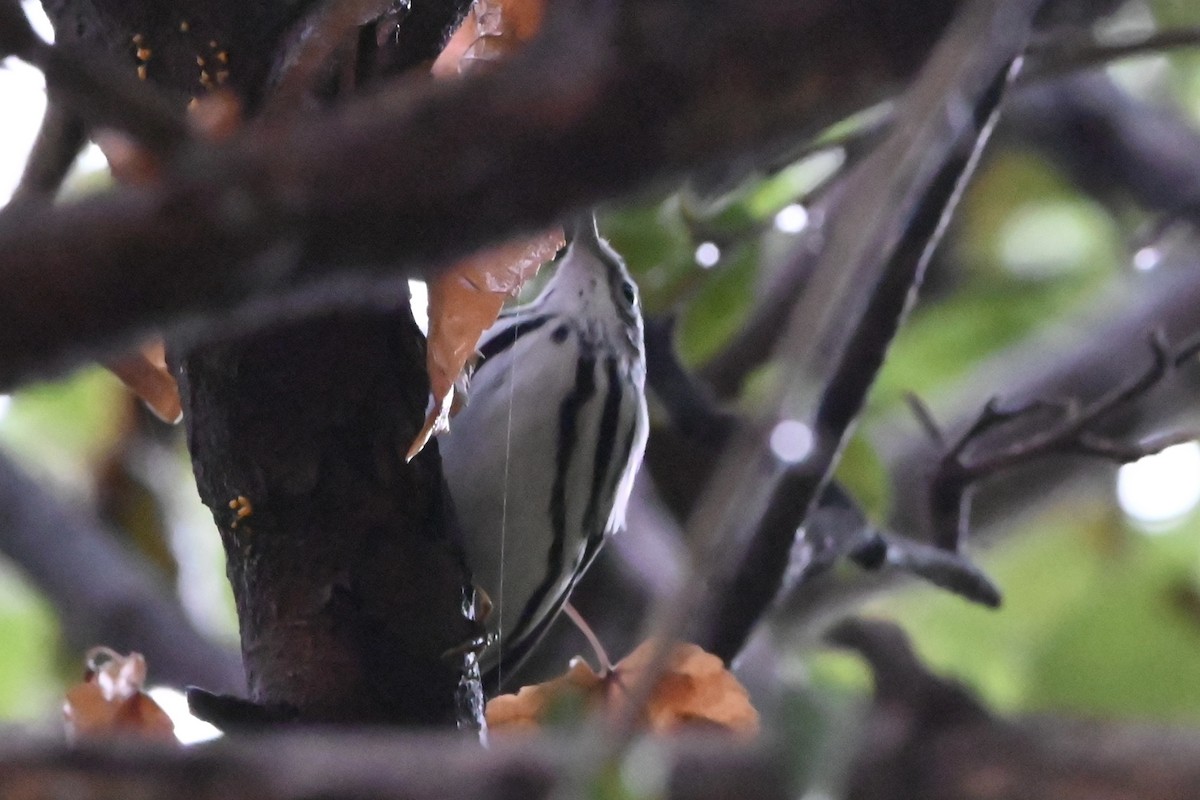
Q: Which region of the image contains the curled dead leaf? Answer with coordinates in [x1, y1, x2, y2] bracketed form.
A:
[431, 0, 549, 77]
[407, 0, 562, 460]
[63, 647, 176, 742]
[407, 229, 565, 460]
[103, 340, 182, 423]
[486, 640, 760, 736]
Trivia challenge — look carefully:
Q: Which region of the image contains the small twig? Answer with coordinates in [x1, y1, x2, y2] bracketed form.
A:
[905, 392, 947, 448]
[1027, 26, 1200, 81]
[795, 486, 1002, 609]
[927, 330, 1196, 550]
[644, 316, 736, 446]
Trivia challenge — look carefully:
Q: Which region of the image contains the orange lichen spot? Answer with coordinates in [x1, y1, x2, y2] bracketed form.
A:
[229, 495, 253, 529]
[196, 55, 206, 67]
[216, 70, 230, 85]
[136, 64, 147, 80]
[199, 69, 213, 87]
[179, 20, 190, 33]
[216, 50, 229, 64]
[136, 47, 151, 61]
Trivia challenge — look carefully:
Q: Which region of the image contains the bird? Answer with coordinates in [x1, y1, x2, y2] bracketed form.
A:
[439, 214, 649, 685]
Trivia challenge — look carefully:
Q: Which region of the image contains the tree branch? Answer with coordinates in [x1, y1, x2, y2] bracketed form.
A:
[689, 0, 1029, 662]
[0, 0, 971, 387]
[0, 729, 789, 800]
[0, 449, 242, 693]
[8, 102, 86, 209]
[832, 618, 1200, 800]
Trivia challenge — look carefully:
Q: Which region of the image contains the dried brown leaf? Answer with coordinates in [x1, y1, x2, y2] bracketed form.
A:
[407, 229, 565, 460]
[408, 0, 562, 459]
[486, 640, 760, 736]
[103, 340, 182, 423]
[63, 647, 176, 742]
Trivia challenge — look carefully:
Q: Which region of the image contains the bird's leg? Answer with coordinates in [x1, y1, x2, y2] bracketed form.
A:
[564, 602, 615, 676]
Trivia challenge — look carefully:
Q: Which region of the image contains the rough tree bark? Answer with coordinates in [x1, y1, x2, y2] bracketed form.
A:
[34, 0, 480, 725]
[178, 310, 477, 725]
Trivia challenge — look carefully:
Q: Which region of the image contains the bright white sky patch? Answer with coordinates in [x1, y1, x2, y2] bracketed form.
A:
[0, 60, 47, 207]
[22, 0, 54, 40]
[147, 686, 222, 744]
[1117, 441, 1200, 528]
[694, 241, 720, 269]
[0, 3, 55, 207]
[409, 280, 429, 334]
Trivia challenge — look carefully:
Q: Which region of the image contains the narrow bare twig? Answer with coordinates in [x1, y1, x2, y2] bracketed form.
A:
[1028, 26, 1200, 79]
[648, 321, 1001, 618]
[926, 330, 1200, 550]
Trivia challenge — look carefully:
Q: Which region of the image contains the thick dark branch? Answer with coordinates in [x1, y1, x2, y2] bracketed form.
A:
[1009, 70, 1200, 217]
[0, 0, 969, 387]
[689, 0, 1030, 662]
[0, 450, 242, 692]
[0, 1, 188, 152]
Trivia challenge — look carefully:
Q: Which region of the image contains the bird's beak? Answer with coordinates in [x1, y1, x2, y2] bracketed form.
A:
[565, 213, 601, 253]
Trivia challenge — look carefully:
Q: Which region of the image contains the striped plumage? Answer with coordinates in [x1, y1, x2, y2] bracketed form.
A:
[439, 216, 648, 681]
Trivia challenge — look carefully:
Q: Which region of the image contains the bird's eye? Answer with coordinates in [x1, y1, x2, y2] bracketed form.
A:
[620, 280, 637, 306]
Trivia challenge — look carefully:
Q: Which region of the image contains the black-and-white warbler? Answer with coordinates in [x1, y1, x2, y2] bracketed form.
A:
[440, 215, 649, 679]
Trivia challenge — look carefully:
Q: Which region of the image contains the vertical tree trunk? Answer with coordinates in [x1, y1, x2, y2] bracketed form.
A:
[37, 0, 481, 726]
[179, 308, 478, 725]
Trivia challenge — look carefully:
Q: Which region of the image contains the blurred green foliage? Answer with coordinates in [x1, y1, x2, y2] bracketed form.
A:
[0, 561, 58, 719]
[0, 367, 237, 723]
[886, 498, 1200, 722]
